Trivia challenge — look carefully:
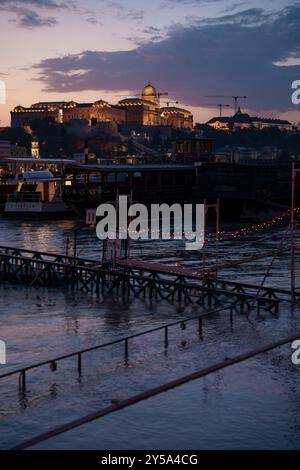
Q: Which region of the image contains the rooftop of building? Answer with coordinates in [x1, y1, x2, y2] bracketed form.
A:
[207, 107, 292, 126]
[31, 101, 68, 107]
[118, 97, 158, 107]
[160, 106, 192, 114]
[252, 116, 292, 125]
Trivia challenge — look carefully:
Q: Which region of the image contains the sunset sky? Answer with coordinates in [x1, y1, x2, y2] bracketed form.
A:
[0, 0, 300, 126]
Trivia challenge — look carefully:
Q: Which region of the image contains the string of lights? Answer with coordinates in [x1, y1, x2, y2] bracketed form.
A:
[114, 207, 299, 243]
[216, 207, 299, 241]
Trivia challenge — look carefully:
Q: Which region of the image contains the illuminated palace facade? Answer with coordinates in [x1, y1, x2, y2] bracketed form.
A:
[11, 83, 193, 130]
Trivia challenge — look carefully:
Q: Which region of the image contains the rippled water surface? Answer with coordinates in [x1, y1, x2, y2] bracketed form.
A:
[0, 216, 299, 449]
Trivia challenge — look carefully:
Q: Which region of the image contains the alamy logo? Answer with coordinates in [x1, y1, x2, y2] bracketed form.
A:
[291, 340, 300, 365]
[0, 340, 6, 365]
[96, 197, 205, 251]
[291, 80, 300, 105]
[0, 80, 6, 105]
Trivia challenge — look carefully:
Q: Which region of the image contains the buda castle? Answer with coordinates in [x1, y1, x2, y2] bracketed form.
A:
[11, 82, 193, 130]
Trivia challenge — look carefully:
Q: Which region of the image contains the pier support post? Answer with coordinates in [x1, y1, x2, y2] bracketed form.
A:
[77, 353, 82, 375]
[164, 326, 168, 348]
[19, 370, 26, 392]
[198, 316, 203, 337]
[124, 338, 129, 363]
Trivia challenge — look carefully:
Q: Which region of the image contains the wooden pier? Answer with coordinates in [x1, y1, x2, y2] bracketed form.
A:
[0, 245, 293, 313]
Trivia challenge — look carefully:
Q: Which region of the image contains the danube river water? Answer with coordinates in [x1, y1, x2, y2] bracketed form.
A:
[0, 216, 299, 449]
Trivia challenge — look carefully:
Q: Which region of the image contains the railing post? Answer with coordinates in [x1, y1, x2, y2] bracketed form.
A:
[78, 352, 82, 375]
[164, 326, 168, 348]
[124, 338, 129, 362]
[198, 316, 203, 337]
[19, 370, 26, 392]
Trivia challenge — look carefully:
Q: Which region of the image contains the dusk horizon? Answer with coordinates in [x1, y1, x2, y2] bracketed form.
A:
[1, 0, 300, 126]
[1, 0, 300, 460]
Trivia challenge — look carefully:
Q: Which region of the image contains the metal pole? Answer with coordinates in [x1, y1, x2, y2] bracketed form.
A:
[215, 198, 220, 280]
[73, 229, 77, 260]
[164, 326, 168, 348]
[114, 190, 119, 269]
[291, 163, 296, 304]
[20, 370, 26, 392]
[124, 338, 129, 361]
[127, 190, 133, 259]
[202, 199, 207, 281]
[198, 316, 203, 337]
[66, 236, 70, 258]
[77, 353, 82, 375]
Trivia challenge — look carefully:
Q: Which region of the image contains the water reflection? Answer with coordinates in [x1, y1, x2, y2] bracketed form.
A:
[0, 217, 299, 448]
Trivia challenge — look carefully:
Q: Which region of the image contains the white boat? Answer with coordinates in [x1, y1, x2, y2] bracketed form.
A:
[5, 171, 72, 217]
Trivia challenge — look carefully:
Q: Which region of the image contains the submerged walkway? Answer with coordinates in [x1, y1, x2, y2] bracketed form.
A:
[0, 245, 292, 313]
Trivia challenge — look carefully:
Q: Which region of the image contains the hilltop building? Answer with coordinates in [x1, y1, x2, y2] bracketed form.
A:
[11, 83, 193, 130]
[11, 100, 125, 128]
[207, 108, 292, 132]
[117, 83, 160, 126]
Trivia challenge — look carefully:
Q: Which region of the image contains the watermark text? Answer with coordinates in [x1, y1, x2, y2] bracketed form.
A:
[96, 197, 205, 251]
[0, 80, 6, 105]
[0, 340, 6, 365]
[291, 80, 300, 105]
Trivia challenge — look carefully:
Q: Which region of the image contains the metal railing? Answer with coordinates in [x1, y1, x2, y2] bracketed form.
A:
[7, 192, 42, 203]
[14, 330, 300, 450]
[0, 303, 238, 392]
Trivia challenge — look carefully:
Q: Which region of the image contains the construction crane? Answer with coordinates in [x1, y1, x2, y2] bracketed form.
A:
[199, 103, 231, 117]
[116, 91, 168, 107]
[157, 91, 168, 107]
[216, 103, 230, 117]
[162, 100, 179, 107]
[206, 95, 247, 113]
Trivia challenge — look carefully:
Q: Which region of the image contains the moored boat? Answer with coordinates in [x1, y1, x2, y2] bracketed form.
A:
[4, 171, 73, 217]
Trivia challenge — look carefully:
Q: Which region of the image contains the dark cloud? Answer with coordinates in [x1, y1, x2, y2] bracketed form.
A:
[0, 5, 58, 27]
[221, 2, 247, 14]
[86, 16, 99, 25]
[18, 9, 57, 27]
[188, 7, 272, 25]
[116, 9, 144, 22]
[163, 0, 223, 3]
[143, 26, 161, 34]
[92, 0, 144, 22]
[0, 0, 74, 28]
[0, 0, 65, 7]
[161, 0, 223, 7]
[33, 5, 300, 112]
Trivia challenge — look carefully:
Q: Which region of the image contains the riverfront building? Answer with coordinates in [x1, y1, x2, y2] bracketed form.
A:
[11, 83, 193, 130]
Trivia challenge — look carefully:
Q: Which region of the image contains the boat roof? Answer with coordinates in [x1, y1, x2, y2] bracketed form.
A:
[64, 163, 195, 173]
[20, 178, 62, 182]
[5, 158, 78, 165]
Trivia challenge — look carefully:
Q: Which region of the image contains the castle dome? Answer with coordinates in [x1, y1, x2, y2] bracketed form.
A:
[142, 82, 157, 97]
[142, 82, 159, 106]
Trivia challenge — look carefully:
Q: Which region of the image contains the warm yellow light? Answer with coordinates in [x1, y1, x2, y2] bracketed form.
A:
[65, 180, 72, 186]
